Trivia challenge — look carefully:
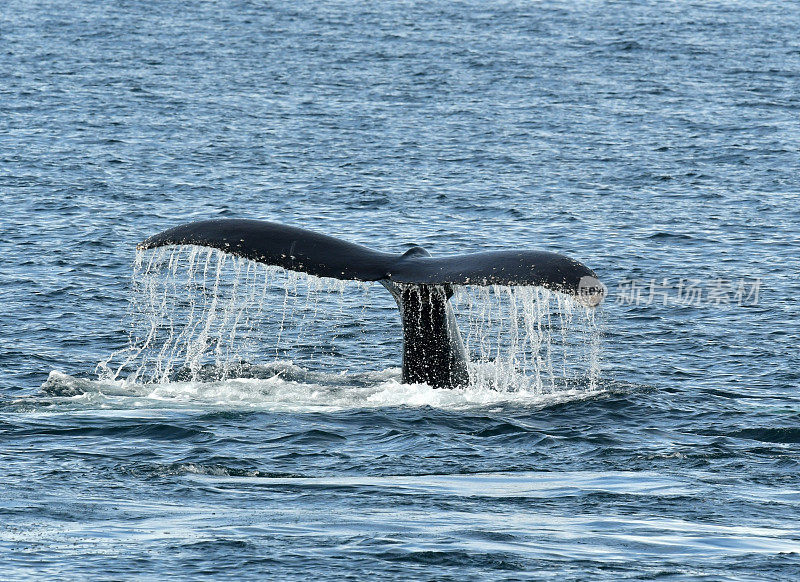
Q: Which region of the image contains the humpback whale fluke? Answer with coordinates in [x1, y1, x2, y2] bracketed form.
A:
[138, 219, 603, 388]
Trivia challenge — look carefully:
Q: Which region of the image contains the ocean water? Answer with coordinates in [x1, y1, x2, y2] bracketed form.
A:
[2, 0, 800, 579]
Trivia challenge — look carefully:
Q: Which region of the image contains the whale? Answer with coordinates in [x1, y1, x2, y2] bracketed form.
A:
[139, 219, 603, 388]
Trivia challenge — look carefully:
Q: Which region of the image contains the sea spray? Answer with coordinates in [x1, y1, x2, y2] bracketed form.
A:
[99, 245, 603, 391]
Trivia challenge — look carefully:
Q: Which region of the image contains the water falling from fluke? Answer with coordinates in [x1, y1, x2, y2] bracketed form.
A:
[100, 219, 604, 393]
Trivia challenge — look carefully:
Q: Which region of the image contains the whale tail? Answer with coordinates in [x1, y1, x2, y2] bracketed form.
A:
[138, 219, 603, 388]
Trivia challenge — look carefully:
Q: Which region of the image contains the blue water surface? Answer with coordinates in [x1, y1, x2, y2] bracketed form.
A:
[2, 1, 800, 579]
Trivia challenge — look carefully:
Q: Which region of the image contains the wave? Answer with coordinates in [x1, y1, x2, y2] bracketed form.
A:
[37, 362, 606, 413]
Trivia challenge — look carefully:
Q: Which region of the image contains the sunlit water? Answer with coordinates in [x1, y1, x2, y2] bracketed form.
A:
[2, 0, 800, 580]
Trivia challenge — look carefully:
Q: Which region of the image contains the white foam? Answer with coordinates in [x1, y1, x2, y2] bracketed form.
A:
[43, 367, 606, 413]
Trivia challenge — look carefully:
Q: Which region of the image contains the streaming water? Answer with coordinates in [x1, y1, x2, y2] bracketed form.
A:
[98, 245, 602, 394]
